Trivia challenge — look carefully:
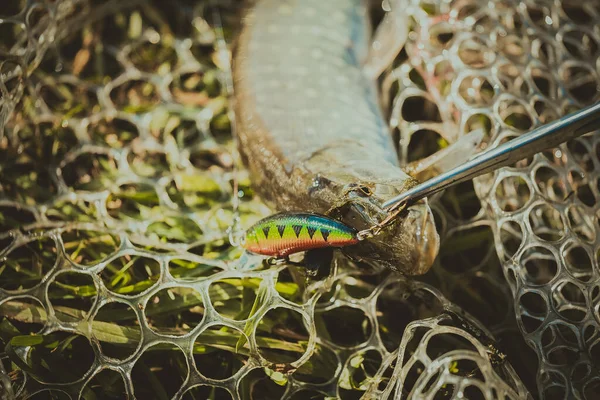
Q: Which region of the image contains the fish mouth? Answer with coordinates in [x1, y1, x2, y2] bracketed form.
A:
[331, 196, 440, 275]
[401, 201, 440, 273]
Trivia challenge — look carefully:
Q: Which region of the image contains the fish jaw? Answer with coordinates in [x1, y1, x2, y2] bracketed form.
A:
[301, 154, 438, 273]
[397, 201, 440, 274]
[330, 191, 440, 275]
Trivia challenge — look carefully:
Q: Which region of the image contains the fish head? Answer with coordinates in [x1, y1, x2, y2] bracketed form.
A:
[328, 180, 440, 275]
[305, 155, 439, 274]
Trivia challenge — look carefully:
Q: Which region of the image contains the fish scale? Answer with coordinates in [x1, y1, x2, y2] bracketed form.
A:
[240, 0, 393, 163]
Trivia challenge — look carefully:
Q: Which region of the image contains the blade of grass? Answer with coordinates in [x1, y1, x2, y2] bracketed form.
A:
[5, 341, 47, 382]
[236, 282, 269, 352]
[9, 335, 44, 347]
[137, 361, 170, 400]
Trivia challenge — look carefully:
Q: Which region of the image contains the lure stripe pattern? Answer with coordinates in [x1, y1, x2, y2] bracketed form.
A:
[243, 213, 358, 257]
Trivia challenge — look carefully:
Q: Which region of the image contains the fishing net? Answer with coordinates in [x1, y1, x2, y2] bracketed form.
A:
[0, 0, 87, 134]
[0, 0, 592, 399]
[386, 0, 600, 398]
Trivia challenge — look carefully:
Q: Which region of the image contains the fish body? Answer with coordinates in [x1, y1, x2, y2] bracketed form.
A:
[243, 213, 358, 257]
[233, 0, 439, 274]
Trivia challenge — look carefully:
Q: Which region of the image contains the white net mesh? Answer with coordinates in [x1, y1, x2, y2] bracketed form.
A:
[0, 0, 87, 134]
[0, 0, 596, 399]
[385, 0, 600, 398]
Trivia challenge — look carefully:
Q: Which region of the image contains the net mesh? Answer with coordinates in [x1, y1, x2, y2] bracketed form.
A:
[385, 0, 600, 398]
[0, 0, 595, 399]
[0, 0, 87, 134]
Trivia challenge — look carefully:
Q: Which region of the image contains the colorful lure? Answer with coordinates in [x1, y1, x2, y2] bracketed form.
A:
[243, 213, 359, 258]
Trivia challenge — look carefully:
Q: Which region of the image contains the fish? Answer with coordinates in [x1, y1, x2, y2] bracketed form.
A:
[232, 0, 439, 275]
[242, 212, 358, 257]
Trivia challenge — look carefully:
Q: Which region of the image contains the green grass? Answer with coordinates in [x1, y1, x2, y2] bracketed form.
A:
[0, 0, 540, 398]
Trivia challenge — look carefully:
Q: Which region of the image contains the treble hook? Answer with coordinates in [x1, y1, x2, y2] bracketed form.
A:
[356, 202, 407, 240]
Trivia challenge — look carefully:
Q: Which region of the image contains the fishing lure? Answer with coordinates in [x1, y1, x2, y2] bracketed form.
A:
[242, 212, 359, 258]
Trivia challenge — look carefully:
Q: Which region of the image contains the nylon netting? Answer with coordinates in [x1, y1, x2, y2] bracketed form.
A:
[0, 0, 89, 135]
[384, 0, 600, 398]
[0, 0, 593, 399]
